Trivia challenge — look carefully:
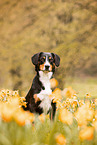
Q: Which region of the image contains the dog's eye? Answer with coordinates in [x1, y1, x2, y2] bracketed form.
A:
[49, 58, 54, 63]
[40, 58, 45, 64]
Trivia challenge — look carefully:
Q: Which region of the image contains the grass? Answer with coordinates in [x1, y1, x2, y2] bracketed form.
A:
[21, 76, 97, 99]
[0, 88, 97, 145]
[64, 77, 97, 98]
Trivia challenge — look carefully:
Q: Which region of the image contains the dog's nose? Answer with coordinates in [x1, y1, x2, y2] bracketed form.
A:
[45, 65, 50, 70]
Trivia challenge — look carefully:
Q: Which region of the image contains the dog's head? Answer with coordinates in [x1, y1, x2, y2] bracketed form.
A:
[31, 52, 60, 73]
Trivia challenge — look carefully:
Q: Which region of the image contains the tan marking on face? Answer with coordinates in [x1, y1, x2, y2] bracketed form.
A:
[52, 63, 55, 70]
[40, 63, 45, 71]
[50, 65, 52, 71]
[43, 57, 45, 59]
[53, 63, 55, 67]
[49, 57, 51, 60]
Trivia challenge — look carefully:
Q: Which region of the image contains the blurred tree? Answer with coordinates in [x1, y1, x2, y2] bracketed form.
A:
[0, 0, 97, 91]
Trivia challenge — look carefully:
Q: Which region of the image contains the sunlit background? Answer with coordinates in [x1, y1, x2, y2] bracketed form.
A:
[0, 0, 97, 97]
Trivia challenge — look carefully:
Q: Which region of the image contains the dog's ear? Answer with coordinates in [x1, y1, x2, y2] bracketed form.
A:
[52, 53, 60, 67]
[31, 52, 43, 65]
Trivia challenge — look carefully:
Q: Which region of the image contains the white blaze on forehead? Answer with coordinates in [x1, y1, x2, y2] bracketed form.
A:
[44, 56, 50, 66]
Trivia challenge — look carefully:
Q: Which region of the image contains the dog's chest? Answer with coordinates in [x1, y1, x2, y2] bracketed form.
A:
[39, 71, 52, 94]
[41, 75, 52, 94]
[38, 71, 53, 113]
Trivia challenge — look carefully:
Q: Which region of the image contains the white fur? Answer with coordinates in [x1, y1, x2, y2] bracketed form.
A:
[41, 56, 51, 71]
[37, 71, 53, 113]
[45, 56, 50, 67]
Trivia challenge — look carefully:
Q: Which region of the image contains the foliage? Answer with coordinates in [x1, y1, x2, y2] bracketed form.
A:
[0, 0, 97, 90]
[0, 81, 97, 145]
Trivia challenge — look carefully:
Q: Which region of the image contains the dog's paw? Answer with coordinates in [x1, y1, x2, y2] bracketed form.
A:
[34, 94, 40, 103]
[41, 89, 52, 95]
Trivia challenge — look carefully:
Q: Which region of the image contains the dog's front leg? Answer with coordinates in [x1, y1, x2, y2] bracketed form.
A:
[33, 94, 40, 103]
[37, 89, 52, 101]
[33, 90, 48, 103]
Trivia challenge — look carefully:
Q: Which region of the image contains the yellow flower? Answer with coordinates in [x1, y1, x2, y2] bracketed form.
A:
[71, 100, 78, 108]
[50, 88, 62, 103]
[1, 103, 15, 122]
[20, 101, 27, 108]
[93, 120, 97, 131]
[79, 127, 94, 141]
[85, 101, 91, 108]
[56, 101, 63, 110]
[74, 111, 87, 127]
[12, 90, 19, 97]
[78, 100, 84, 106]
[38, 114, 45, 122]
[74, 104, 94, 126]
[86, 109, 94, 121]
[95, 99, 97, 105]
[19, 96, 27, 107]
[94, 110, 97, 120]
[86, 93, 91, 98]
[38, 114, 49, 122]
[62, 87, 76, 98]
[50, 78, 58, 88]
[14, 108, 35, 126]
[8, 97, 20, 107]
[59, 108, 73, 125]
[61, 101, 66, 107]
[19, 96, 26, 102]
[91, 101, 95, 109]
[55, 134, 66, 145]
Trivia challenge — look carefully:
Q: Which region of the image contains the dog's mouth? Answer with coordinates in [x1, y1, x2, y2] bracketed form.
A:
[40, 66, 52, 72]
[42, 70, 51, 73]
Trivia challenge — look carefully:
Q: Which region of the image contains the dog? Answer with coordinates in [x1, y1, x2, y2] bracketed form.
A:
[23, 52, 60, 119]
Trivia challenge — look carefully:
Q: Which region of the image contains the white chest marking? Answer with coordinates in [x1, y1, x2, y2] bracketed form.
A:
[37, 71, 53, 113]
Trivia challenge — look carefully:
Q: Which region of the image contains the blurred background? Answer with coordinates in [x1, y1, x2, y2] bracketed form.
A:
[0, 0, 97, 97]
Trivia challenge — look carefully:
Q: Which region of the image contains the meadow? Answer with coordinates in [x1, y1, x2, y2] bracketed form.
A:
[0, 0, 97, 144]
[65, 77, 97, 98]
[0, 78, 97, 145]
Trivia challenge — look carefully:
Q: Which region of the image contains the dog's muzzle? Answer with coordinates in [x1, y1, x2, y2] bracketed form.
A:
[45, 65, 50, 71]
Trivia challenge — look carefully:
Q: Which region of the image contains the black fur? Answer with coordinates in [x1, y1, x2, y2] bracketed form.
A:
[23, 52, 60, 119]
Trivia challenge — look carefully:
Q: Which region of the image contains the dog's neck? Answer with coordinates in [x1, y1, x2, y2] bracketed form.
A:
[39, 71, 53, 88]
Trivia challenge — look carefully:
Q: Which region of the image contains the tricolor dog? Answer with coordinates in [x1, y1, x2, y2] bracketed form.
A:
[23, 52, 60, 119]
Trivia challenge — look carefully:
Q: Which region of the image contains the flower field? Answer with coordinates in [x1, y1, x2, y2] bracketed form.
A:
[0, 81, 97, 145]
